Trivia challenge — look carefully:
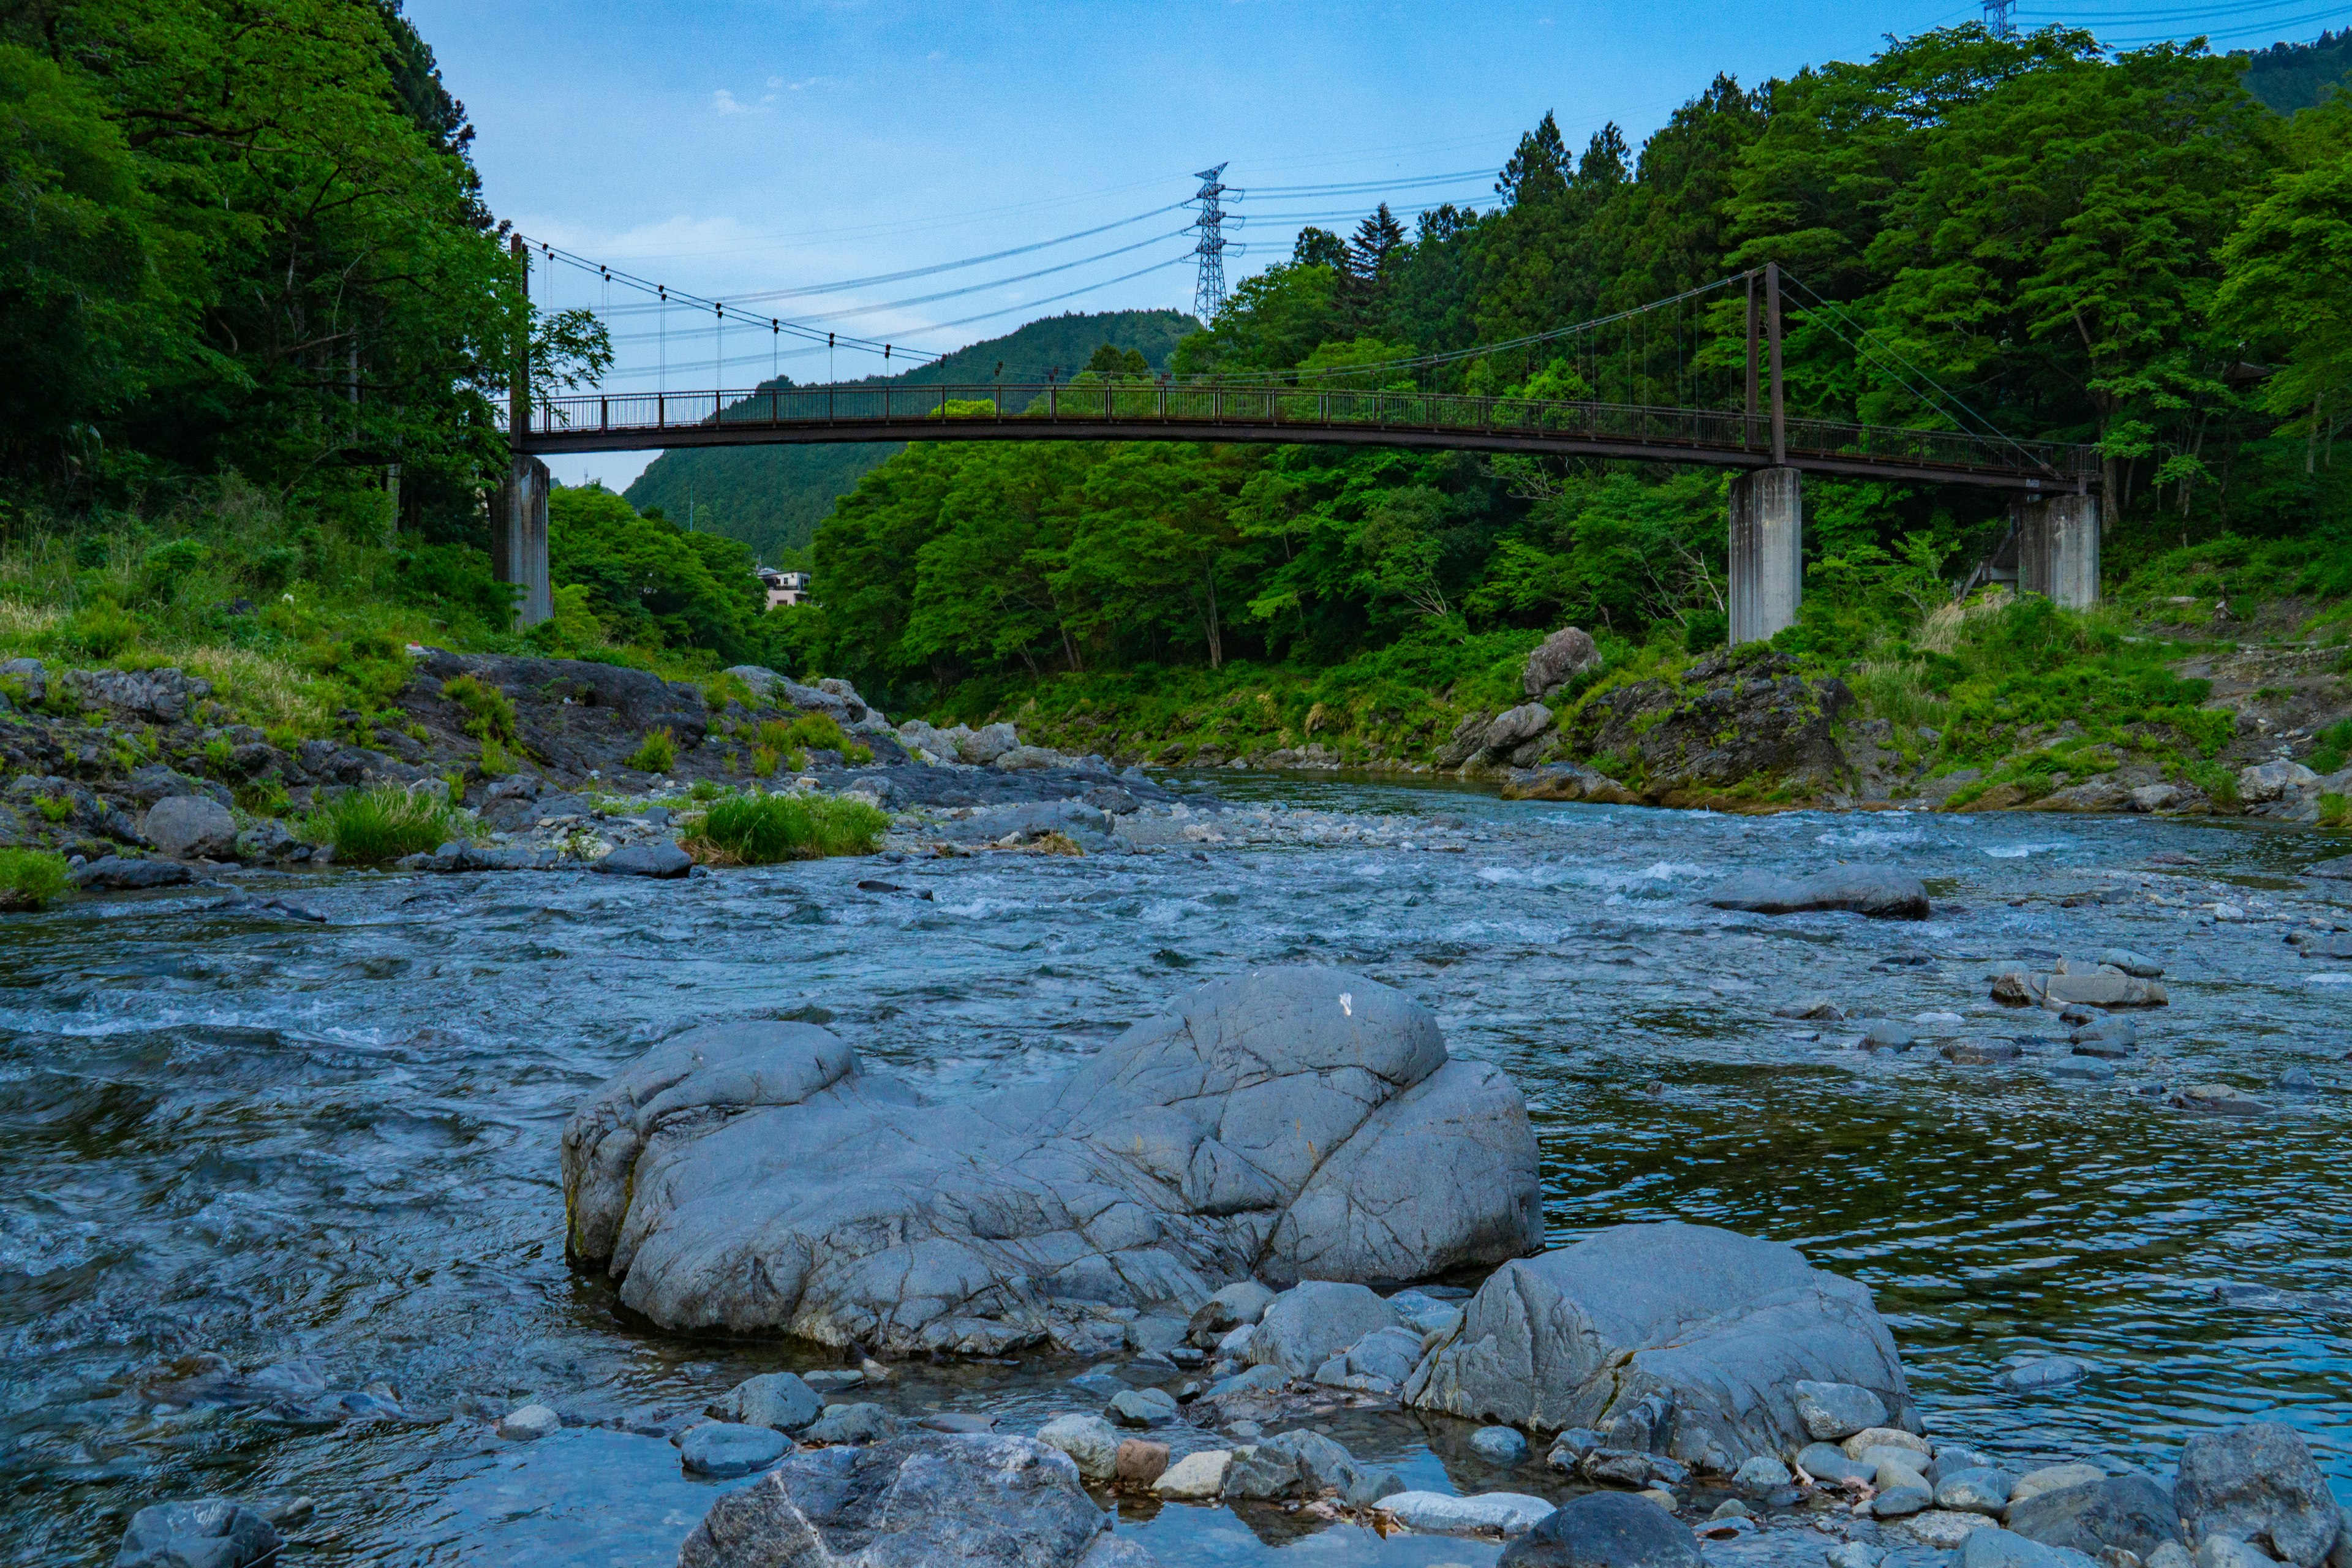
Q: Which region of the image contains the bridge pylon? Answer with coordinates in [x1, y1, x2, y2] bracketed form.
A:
[502, 234, 553, 627]
[1729, 467, 1803, 645]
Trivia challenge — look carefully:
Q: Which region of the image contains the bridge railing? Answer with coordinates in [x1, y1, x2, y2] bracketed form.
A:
[525, 382, 2094, 484]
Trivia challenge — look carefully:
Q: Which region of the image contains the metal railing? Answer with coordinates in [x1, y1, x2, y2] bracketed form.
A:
[520, 381, 2096, 486]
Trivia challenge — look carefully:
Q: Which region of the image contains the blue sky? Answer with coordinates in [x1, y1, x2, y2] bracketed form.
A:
[405, 0, 2348, 486]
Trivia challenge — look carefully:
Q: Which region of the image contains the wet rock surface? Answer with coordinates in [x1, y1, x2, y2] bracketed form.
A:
[562, 966, 1542, 1348]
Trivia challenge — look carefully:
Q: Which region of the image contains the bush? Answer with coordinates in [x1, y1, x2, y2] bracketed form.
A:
[757, 710, 872, 765]
[685, 791, 889, 864]
[0, 848, 72, 910]
[440, 673, 518, 744]
[628, 726, 677, 773]
[62, 601, 139, 658]
[296, 784, 467, 864]
[2314, 717, 2352, 775]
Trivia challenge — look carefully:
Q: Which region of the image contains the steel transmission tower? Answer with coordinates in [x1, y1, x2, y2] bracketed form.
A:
[1982, 0, 2015, 36]
[1191, 164, 1229, 321]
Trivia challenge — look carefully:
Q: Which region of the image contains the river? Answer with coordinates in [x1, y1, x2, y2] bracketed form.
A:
[4, 777, 2348, 1565]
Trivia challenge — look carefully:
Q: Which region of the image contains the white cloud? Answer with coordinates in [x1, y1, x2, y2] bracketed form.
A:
[713, 88, 745, 114]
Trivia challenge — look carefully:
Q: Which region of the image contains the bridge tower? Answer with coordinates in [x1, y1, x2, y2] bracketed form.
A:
[1191, 164, 1229, 321]
[499, 235, 552, 627]
[1982, 0, 2015, 37]
[1730, 263, 1803, 646]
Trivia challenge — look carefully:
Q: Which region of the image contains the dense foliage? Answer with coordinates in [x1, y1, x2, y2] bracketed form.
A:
[624, 309, 1198, 560]
[790, 25, 2352, 713]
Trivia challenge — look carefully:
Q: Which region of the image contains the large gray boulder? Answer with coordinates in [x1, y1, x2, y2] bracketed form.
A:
[1404, 1223, 1910, 1467]
[677, 1432, 1150, 1567]
[143, 795, 238, 861]
[1524, 627, 1602, 699]
[2176, 1425, 2342, 1567]
[115, 1498, 281, 1568]
[2008, 1474, 2181, 1559]
[1246, 1281, 1401, 1376]
[1498, 1490, 1703, 1568]
[562, 968, 1542, 1353]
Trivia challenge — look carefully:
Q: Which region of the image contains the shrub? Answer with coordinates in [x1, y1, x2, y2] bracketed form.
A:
[296, 784, 468, 864]
[32, 794, 72, 823]
[62, 601, 139, 659]
[235, 779, 290, 816]
[628, 727, 677, 773]
[0, 848, 72, 910]
[2321, 792, 2349, 828]
[750, 743, 782, 778]
[2314, 717, 2352, 775]
[478, 735, 511, 777]
[440, 673, 518, 744]
[685, 791, 889, 864]
[758, 710, 872, 766]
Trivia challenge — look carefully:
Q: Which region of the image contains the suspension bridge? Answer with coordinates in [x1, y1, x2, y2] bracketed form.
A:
[496, 239, 2103, 643]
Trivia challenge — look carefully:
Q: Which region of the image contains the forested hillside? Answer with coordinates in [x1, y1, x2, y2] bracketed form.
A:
[624, 308, 1196, 560]
[786, 25, 2352, 745]
[2243, 28, 2352, 112]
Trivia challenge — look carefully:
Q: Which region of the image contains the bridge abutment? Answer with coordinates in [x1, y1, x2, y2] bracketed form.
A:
[2014, 493, 2099, 609]
[496, 454, 552, 627]
[1729, 466, 1803, 645]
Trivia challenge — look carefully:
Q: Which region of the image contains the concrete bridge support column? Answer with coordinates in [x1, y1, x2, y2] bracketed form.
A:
[496, 454, 552, 627]
[2014, 493, 2100, 609]
[1729, 466, 1803, 646]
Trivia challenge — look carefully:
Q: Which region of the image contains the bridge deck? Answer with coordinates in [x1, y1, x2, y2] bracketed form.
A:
[518, 382, 2095, 492]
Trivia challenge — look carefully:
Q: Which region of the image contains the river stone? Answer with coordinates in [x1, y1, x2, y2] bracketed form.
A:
[2201, 1540, 2286, 1568]
[1906, 1512, 1996, 1550]
[1843, 1427, 1929, 1460]
[1496, 1489, 1698, 1564]
[1336, 1324, 1427, 1385]
[1830, 1545, 1889, 1568]
[143, 794, 238, 860]
[1798, 1443, 1877, 1486]
[682, 1421, 790, 1477]
[1938, 1468, 2017, 1517]
[2098, 950, 2163, 978]
[75, 856, 197, 891]
[1876, 1460, 1934, 1517]
[1961, 1526, 2103, 1568]
[2008, 1474, 2182, 1559]
[1707, 868, 1929, 921]
[801, 1403, 897, 1445]
[496, 1402, 560, 1440]
[2000, 1356, 2089, 1391]
[1733, 1455, 1793, 1490]
[714, 1372, 824, 1433]
[2176, 1423, 2341, 1566]
[2015, 1466, 2113, 1507]
[1386, 1490, 1558, 1540]
[115, 1498, 282, 1568]
[1115, 1439, 1170, 1485]
[1484, 703, 1558, 754]
[1106, 1388, 1178, 1428]
[676, 1432, 1129, 1567]
[1525, 627, 1602, 698]
[1186, 1281, 1276, 1346]
[1934, 1447, 1998, 1483]
[956, 722, 1019, 766]
[2305, 854, 2352, 881]
[591, 839, 693, 878]
[1406, 1222, 1910, 1463]
[1476, 1427, 1535, 1465]
[1249, 1281, 1403, 1376]
[1154, 1449, 1231, 1499]
[562, 967, 1542, 1350]
[1036, 1414, 1122, 1482]
[801, 1370, 863, 1393]
[1207, 1364, 1286, 1398]
[1795, 1379, 1888, 1439]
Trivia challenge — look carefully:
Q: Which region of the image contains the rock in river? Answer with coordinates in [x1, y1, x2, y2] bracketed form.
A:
[560, 967, 1542, 1351]
[2175, 1423, 2342, 1567]
[2007, 1473, 2182, 1559]
[681, 1421, 790, 1477]
[1246, 1281, 1401, 1376]
[115, 1498, 281, 1568]
[1706, 868, 1930, 921]
[1498, 1490, 1703, 1567]
[677, 1432, 1150, 1567]
[591, 840, 693, 878]
[143, 794, 239, 860]
[1405, 1221, 1912, 1465]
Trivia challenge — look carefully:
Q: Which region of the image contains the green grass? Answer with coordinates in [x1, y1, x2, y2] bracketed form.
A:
[2314, 717, 2352, 775]
[753, 711, 872, 766]
[440, 673, 518, 744]
[684, 791, 889, 864]
[0, 848, 72, 910]
[627, 727, 677, 773]
[32, 794, 72, 823]
[295, 784, 471, 864]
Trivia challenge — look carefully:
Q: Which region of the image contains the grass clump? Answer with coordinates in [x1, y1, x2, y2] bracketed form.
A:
[0, 848, 72, 910]
[754, 711, 872, 766]
[628, 727, 677, 773]
[32, 794, 72, 823]
[440, 673, 518, 744]
[685, 791, 889, 864]
[2313, 717, 2352, 775]
[296, 784, 470, 864]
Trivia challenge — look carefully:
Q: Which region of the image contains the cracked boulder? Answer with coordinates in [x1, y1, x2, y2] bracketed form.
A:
[562, 966, 1541, 1353]
[1405, 1222, 1912, 1468]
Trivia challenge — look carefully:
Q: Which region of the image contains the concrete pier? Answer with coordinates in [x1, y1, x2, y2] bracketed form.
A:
[2015, 494, 2099, 609]
[1729, 467, 1803, 645]
[495, 454, 552, 627]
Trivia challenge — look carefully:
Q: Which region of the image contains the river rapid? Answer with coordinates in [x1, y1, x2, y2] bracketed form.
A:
[5, 775, 2349, 1566]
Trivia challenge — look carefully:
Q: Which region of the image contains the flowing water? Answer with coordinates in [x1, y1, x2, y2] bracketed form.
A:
[5, 777, 2350, 1565]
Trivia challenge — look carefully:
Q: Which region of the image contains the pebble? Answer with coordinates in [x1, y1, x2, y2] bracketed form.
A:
[1904, 1509, 1996, 1549]
[1153, 1449, 1230, 1499]
[1114, 1438, 1170, 1485]
[1937, 1467, 2016, 1515]
[1471, 1426, 1531, 1465]
[1735, 1454, 1796, 1490]
[679, 1421, 788, 1477]
[495, 1403, 560, 1441]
